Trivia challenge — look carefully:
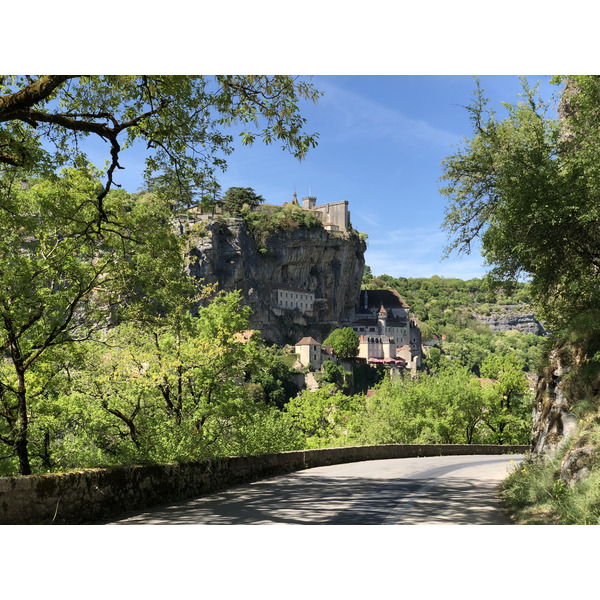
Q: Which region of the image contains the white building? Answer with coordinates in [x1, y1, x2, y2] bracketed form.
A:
[274, 287, 315, 312]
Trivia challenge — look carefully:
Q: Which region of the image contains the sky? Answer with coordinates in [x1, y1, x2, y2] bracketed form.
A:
[85, 74, 560, 281]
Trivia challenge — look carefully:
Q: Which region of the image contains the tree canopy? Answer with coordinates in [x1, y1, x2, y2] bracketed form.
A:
[221, 186, 265, 215]
[439, 76, 600, 328]
[323, 327, 360, 361]
[0, 171, 189, 474]
[0, 75, 321, 223]
[0, 74, 323, 476]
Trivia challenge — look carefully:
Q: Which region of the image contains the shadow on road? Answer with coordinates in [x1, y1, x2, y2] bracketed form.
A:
[108, 467, 513, 525]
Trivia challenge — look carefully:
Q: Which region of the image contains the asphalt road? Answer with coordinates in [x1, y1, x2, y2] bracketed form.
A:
[107, 454, 522, 525]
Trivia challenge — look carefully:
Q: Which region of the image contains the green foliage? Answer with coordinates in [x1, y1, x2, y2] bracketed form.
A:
[221, 187, 265, 216]
[0, 75, 326, 477]
[480, 353, 532, 444]
[500, 446, 600, 524]
[247, 344, 301, 409]
[0, 75, 321, 215]
[286, 384, 357, 448]
[0, 170, 187, 474]
[344, 362, 531, 447]
[242, 202, 323, 249]
[323, 327, 360, 361]
[7, 288, 304, 475]
[439, 76, 600, 330]
[351, 361, 386, 395]
[322, 360, 346, 388]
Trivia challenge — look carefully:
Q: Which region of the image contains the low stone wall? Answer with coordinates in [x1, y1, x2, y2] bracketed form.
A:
[0, 444, 528, 525]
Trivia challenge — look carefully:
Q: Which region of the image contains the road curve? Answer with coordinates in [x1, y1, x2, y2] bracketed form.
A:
[107, 454, 522, 525]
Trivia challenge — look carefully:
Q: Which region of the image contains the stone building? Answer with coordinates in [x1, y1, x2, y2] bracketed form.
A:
[349, 289, 422, 369]
[294, 336, 322, 370]
[273, 287, 315, 312]
[296, 193, 351, 233]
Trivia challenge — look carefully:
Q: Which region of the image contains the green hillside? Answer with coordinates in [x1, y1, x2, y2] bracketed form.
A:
[363, 271, 545, 375]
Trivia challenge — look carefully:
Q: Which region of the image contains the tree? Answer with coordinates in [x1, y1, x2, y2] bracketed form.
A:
[221, 186, 265, 216]
[0, 74, 323, 475]
[322, 360, 347, 389]
[0, 75, 321, 223]
[439, 76, 600, 328]
[323, 327, 359, 361]
[34, 289, 283, 470]
[247, 345, 299, 409]
[0, 170, 188, 474]
[286, 384, 354, 447]
[480, 353, 531, 444]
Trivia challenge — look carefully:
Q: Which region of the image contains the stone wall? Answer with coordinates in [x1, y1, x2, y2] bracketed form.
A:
[0, 444, 528, 525]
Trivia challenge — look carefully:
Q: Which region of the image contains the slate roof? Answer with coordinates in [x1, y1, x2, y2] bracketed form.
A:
[359, 289, 409, 310]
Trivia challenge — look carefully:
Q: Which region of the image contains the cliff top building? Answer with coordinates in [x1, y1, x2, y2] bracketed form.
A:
[294, 192, 350, 233]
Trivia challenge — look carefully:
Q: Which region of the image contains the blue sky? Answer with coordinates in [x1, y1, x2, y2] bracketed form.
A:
[101, 75, 560, 281]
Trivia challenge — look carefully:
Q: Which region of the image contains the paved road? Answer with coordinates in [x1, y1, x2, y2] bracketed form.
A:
[107, 454, 522, 525]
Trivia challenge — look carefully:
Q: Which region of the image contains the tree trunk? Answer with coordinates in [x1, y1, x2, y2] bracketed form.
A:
[41, 430, 52, 470]
[16, 369, 31, 475]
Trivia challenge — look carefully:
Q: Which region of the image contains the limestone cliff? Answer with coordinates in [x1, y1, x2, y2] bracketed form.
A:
[474, 305, 548, 336]
[183, 217, 366, 345]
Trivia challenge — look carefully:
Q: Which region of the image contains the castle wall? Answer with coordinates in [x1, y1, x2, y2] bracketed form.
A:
[315, 201, 350, 232]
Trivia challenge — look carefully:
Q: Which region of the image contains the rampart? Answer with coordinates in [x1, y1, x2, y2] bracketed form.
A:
[0, 444, 528, 524]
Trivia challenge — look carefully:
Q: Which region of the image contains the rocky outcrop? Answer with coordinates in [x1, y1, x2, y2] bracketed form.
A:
[531, 347, 580, 454]
[475, 305, 547, 335]
[560, 446, 595, 485]
[183, 217, 366, 345]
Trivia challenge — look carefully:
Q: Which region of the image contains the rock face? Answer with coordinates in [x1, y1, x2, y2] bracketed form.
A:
[475, 305, 547, 335]
[560, 446, 595, 485]
[531, 348, 579, 454]
[184, 217, 366, 345]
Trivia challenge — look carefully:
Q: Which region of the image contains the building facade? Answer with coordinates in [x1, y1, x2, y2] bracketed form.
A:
[349, 289, 422, 369]
[299, 194, 351, 233]
[274, 287, 315, 312]
[294, 336, 322, 369]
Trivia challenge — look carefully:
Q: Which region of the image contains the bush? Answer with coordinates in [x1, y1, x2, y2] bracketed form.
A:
[243, 204, 323, 250]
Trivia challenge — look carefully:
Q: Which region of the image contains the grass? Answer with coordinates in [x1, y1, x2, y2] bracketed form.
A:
[500, 432, 600, 524]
